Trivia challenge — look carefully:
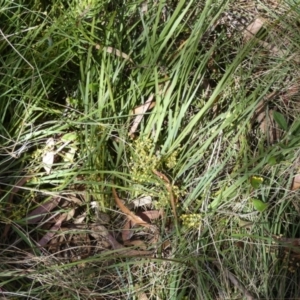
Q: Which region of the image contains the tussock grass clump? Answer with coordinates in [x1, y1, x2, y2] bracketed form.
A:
[1, 0, 300, 299]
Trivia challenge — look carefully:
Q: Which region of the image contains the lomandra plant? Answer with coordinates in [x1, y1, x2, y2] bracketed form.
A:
[1, 0, 300, 299]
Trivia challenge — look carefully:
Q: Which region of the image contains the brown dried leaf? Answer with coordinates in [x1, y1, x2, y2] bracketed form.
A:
[42, 151, 55, 174]
[112, 186, 154, 228]
[90, 224, 153, 256]
[65, 208, 75, 221]
[137, 292, 149, 300]
[137, 210, 161, 220]
[141, 1, 148, 14]
[274, 236, 300, 246]
[257, 108, 281, 143]
[291, 174, 300, 191]
[243, 18, 265, 41]
[42, 138, 55, 174]
[132, 195, 152, 208]
[95, 44, 133, 63]
[121, 210, 161, 242]
[124, 239, 147, 250]
[26, 196, 61, 224]
[73, 212, 87, 224]
[61, 194, 82, 207]
[122, 219, 133, 242]
[129, 94, 155, 137]
[242, 17, 296, 60]
[38, 213, 67, 247]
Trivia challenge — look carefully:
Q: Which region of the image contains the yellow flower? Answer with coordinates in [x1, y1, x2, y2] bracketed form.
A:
[180, 213, 202, 229]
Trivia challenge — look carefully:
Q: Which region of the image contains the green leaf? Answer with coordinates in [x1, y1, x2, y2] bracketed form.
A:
[88, 83, 99, 93]
[252, 199, 268, 212]
[267, 156, 277, 166]
[273, 111, 288, 131]
[61, 132, 78, 142]
[290, 119, 300, 135]
[250, 176, 264, 189]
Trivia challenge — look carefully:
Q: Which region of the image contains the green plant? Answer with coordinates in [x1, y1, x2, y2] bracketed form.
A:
[1, 0, 300, 299]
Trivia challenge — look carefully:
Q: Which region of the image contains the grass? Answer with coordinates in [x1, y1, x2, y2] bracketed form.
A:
[1, 0, 300, 299]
